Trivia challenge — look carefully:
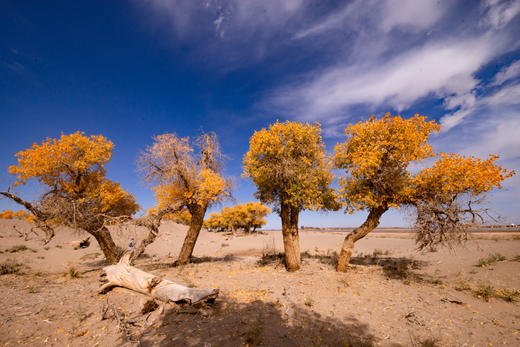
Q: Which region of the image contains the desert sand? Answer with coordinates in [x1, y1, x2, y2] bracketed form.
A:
[1, 219, 519, 346]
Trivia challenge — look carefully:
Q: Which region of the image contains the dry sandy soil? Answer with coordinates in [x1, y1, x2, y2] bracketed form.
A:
[1, 219, 519, 346]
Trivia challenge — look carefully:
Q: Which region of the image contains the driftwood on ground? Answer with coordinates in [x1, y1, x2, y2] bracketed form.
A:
[99, 253, 219, 304]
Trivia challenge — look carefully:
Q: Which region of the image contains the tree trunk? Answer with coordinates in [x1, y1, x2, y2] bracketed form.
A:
[99, 253, 219, 304]
[129, 203, 183, 263]
[92, 227, 123, 265]
[336, 206, 388, 272]
[177, 204, 206, 265]
[281, 203, 301, 272]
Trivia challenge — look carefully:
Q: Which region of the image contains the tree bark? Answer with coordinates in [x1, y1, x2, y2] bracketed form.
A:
[129, 204, 183, 263]
[92, 227, 123, 265]
[99, 253, 219, 304]
[336, 206, 388, 272]
[177, 203, 207, 265]
[281, 203, 301, 271]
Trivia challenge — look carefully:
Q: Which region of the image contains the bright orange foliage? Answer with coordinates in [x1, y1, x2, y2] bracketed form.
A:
[204, 202, 270, 232]
[8, 131, 138, 216]
[0, 210, 13, 219]
[414, 153, 514, 201]
[243, 121, 336, 211]
[334, 114, 440, 212]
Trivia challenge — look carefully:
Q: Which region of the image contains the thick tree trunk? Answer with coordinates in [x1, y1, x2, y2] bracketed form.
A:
[336, 206, 388, 272]
[99, 253, 219, 304]
[92, 227, 123, 265]
[177, 204, 207, 265]
[281, 203, 301, 272]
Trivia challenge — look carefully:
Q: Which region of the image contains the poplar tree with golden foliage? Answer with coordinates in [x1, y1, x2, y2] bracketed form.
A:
[244, 121, 338, 271]
[138, 132, 231, 265]
[333, 114, 514, 272]
[1, 132, 139, 264]
[203, 202, 270, 233]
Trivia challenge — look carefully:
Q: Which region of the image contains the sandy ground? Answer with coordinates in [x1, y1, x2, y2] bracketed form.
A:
[1, 219, 519, 346]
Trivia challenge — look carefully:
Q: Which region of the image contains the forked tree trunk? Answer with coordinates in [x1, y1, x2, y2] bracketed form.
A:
[99, 253, 219, 304]
[281, 203, 300, 272]
[177, 203, 207, 265]
[129, 203, 183, 263]
[336, 206, 388, 272]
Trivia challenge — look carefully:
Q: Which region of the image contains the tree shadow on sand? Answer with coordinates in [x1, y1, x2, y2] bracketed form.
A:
[127, 298, 377, 347]
[257, 251, 427, 283]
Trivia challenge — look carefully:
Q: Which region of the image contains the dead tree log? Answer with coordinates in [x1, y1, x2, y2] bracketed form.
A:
[99, 253, 219, 304]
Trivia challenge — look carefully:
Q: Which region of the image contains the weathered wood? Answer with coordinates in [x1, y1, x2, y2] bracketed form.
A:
[99, 253, 219, 304]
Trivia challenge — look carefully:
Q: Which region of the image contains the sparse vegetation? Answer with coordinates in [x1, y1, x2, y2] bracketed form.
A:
[476, 253, 506, 267]
[473, 285, 496, 302]
[512, 255, 520, 262]
[454, 281, 472, 292]
[5, 244, 34, 253]
[0, 260, 25, 275]
[67, 267, 82, 279]
[495, 288, 520, 302]
[304, 297, 314, 307]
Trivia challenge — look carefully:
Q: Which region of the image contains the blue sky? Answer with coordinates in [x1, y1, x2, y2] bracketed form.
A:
[1, 0, 519, 228]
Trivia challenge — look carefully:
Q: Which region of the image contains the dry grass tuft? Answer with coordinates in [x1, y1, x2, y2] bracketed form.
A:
[476, 253, 506, 267]
[0, 260, 26, 275]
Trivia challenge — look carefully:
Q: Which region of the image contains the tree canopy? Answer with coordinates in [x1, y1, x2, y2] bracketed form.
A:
[204, 202, 270, 233]
[243, 121, 337, 211]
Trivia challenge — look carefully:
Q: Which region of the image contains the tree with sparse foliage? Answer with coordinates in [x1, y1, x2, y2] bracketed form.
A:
[244, 121, 338, 271]
[139, 132, 231, 265]
[1, 132, 139, 264]
[333, 114, 514, 272]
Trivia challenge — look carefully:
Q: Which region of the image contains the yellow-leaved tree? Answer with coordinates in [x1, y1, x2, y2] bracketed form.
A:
[1, 132, 139, 264]
[244, 121, 338, 271]
[203, 202, 270, 233]
[333, 114, 514, 272]
[138, 132, 231, 265]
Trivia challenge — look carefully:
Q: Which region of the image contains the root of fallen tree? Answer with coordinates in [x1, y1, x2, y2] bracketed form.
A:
[99, 253, 219, 305]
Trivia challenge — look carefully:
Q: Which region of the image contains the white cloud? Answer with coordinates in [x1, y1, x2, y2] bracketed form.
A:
[380, 0, 447, 32]
[492, 59, 520, 85]
[481, 0, 520, 29]
[440, 82, 520, 130]
[294, 0, 446, 39]
[268, 35, 500, 121]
